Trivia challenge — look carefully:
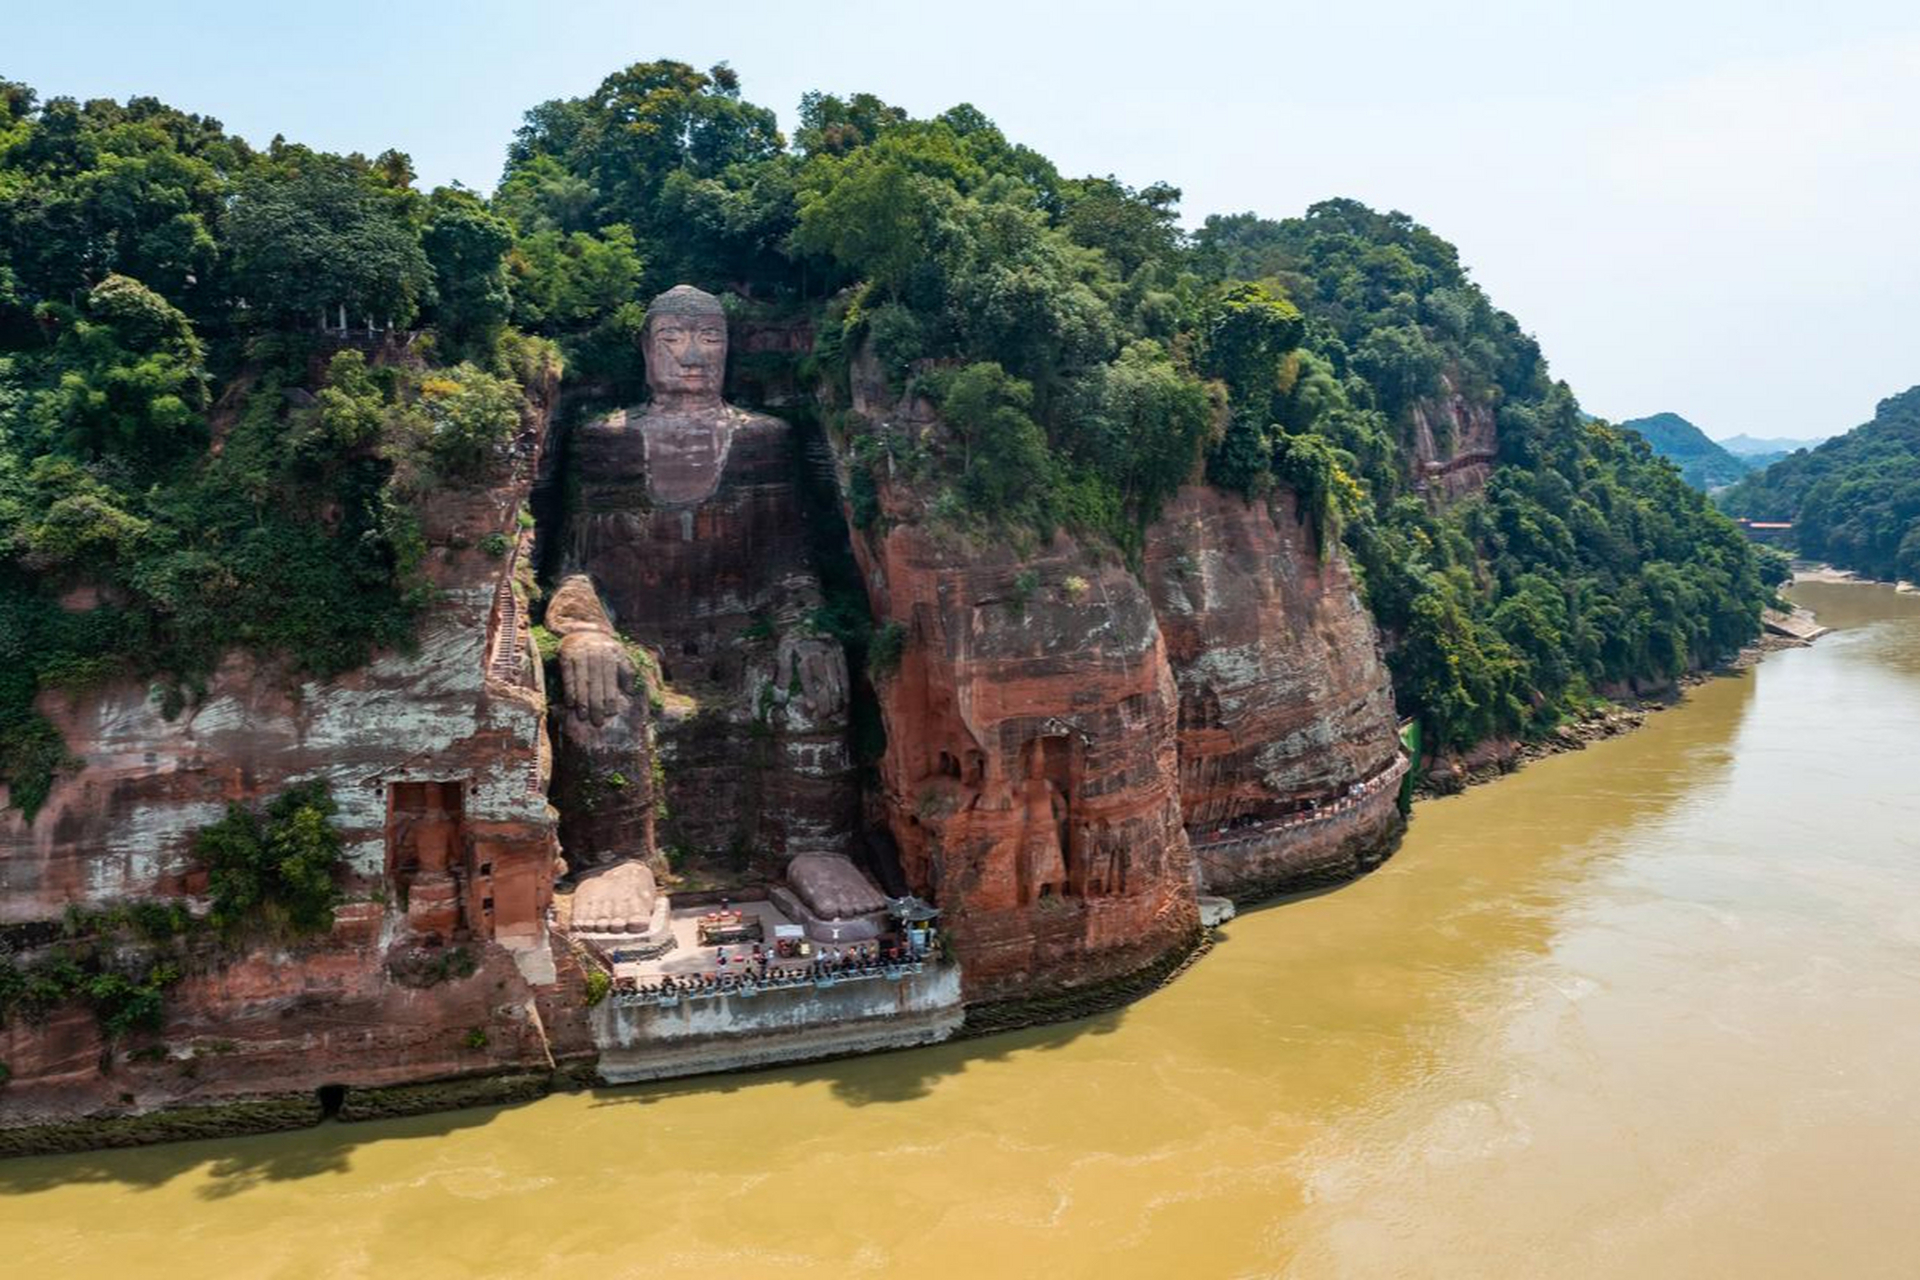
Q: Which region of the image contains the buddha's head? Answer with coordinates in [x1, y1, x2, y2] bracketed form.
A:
[642, 285, 728, 402]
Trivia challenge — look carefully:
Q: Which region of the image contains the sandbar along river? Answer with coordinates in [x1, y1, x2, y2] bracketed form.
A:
[3, 580, 1918, 1278]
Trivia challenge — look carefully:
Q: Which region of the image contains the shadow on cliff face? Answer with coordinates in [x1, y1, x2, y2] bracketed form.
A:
[584, 1007, 1129, 1112]
[0, 1105, 508, 1199]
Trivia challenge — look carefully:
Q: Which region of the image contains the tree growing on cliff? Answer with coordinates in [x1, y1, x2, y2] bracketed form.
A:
[924, 362, 1054, 530]
[195, 781, 345, 937]
[28, 274, 209, 468]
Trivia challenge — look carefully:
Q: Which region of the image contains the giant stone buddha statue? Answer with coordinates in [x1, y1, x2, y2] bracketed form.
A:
[550, 285, 853, 873]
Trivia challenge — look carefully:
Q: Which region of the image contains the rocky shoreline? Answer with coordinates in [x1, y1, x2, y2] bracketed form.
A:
[2, 599, 1815, 1160]
[1419, 608, 1821, 798]
[0, 817, 1413, 1160]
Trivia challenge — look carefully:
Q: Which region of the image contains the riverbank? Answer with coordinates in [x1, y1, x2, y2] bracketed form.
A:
[1418, 609, 1821, 797]
[0, 604, 1819, 1159]
[1793, 562, 1917, 593]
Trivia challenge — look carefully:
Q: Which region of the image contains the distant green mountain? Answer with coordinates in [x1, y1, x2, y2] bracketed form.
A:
[1718, 433, 1824, 466]
[1619, 413, 1751, 490]
[1718, 386, 1920, 581]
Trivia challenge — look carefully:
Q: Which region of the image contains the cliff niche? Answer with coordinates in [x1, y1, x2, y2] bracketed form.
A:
[553, 287, 855, 878]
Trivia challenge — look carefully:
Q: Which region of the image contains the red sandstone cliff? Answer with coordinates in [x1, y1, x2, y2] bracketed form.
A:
[1143, 486, 1404, 898]
[838, 349, 1408, 989]
[0, 363, 587, 1127]
[1, 320, 1418, 1136]
[841, 361, 1198, 1002]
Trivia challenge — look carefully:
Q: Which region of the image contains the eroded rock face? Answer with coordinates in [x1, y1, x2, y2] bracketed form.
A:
[1143, 486, 1405, 897]
[844, 365, 1197, 1002]
[2, 391, 557, 930]
[0, 363, 576, 1122]
[1410, 371, 1499, 500]
[0, 930, 594, 1126]
[558, 288, 853, 867]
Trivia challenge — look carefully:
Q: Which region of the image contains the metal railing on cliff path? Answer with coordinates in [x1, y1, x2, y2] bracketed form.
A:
[1187, 753, 1411, 855]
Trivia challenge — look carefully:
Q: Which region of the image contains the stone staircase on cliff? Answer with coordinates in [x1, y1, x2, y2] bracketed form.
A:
[802, 435, 839, 497]
[482, 534, 548, 800]
[486, 547, 528, 686]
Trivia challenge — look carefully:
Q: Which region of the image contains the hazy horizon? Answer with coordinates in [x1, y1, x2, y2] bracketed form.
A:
[9, 0, 1917, 441]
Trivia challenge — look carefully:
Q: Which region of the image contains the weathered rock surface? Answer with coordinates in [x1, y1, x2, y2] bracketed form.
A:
[0, 362, 579, 1127]
[0, 930, 592, 1128]
[842, 362, 1198, 1002]
[1143, 485, 1405, 896]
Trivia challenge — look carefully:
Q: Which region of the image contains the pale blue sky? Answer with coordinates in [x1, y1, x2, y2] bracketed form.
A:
[11, 0, 1919, 439]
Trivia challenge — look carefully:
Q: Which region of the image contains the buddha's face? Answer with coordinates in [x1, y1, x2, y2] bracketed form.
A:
[645, 314, 727, 398]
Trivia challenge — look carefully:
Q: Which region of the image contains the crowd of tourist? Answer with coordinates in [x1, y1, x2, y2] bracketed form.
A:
[614, 937, 930, 1001]
[1195, 754, 1410, 846]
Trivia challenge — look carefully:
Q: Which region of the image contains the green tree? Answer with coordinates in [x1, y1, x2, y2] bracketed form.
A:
[423, 187, 513, 354]
[932, 362, 1054, 527]
[405, 363, 522, 480]
[30, 273, 207, 466]
[196, 781, 345, 936]
[228, 151, 430, 326]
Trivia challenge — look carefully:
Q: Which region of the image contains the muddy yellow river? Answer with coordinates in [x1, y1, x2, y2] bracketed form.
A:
[4, 581, 1918, 1278]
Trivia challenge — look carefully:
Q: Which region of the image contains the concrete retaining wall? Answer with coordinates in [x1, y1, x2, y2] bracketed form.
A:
[590, 965, 964, 1084]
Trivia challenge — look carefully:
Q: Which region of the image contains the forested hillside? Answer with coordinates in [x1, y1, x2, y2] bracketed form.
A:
[0, 83, 560, 815]
[0, 61, 1776, 814]
[1181, 207, 1772, 744]
[1619, 412, 1750, 490]
[1719, 387, 1920, 581]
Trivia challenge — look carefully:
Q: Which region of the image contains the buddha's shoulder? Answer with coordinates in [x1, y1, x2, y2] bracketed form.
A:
[578, 405, 642, 435]
[725, 404, 788, 435]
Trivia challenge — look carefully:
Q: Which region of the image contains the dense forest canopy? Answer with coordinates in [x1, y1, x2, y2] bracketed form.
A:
[1719, 387, 1920, 582]
[0, 84, 546, 816]
[0, 60, 1777, 815]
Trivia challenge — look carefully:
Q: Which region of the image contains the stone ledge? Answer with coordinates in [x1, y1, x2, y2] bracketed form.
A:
[334, 1070, 554, 1123]
[0, 1094, 323, 1160]
[956, 925, 1211, 1040]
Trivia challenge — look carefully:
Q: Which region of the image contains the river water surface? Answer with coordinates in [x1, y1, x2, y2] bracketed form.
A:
[3, 581, 1918, 1278]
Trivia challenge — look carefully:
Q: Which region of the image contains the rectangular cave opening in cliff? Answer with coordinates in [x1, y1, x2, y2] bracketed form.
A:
[1017, 733, 1086, 902]
[384, 781, 469, 930]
